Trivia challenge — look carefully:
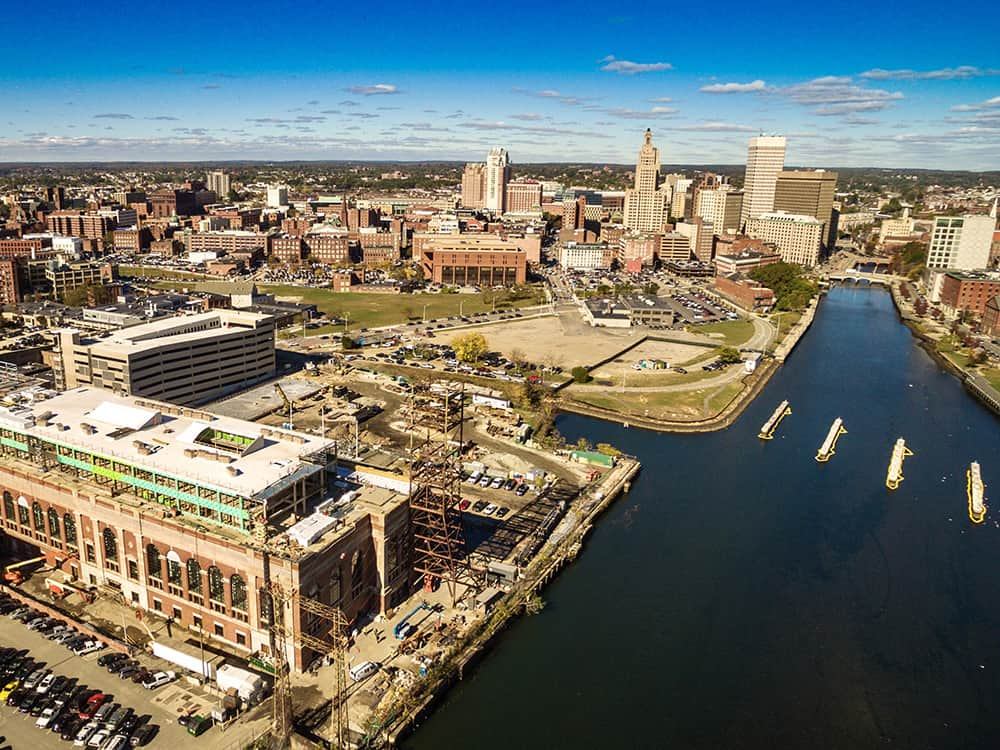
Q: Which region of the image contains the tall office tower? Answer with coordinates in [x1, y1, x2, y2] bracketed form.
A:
[741, 135, 787, 228]
[206, 170, 231, 199]
[773, 170, 838, 249]
[461, 163, 487, 209]
[485, 148, 510, 213]
[926, 215, 996, 270]
[695, 186, 744, 236]
[623, 129, 669, 233]
[670, 178, 693, 220]
[266, 185, 289, 208]
[505, 179, 542, 215]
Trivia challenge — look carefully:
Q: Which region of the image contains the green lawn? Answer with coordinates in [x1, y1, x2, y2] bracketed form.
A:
[772, 311, 803, 338]
[689, 319, 755, 346]
[149, 280, 543, 330]
[121, 265, 215, 280]
[259, 286, 541, 330]
[568, 382, 740, 421]
[983, 368, 1000, 391]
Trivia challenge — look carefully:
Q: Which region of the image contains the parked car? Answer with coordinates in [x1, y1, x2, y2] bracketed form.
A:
[129, 723, 158, 747]
[142, 671, 176, 690]
[483, 503, 498, 515]
[0, 680, 18, 701]
[36, 705, 62, 729]
[186, 715, 213, 736]
[72, 640, 104, 656]
[73, 720, 100, 746]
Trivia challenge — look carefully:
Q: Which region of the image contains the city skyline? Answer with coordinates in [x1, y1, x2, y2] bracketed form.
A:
[1, 0, 998, 169]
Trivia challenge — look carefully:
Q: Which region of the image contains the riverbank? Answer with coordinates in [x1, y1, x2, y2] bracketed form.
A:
[368, 458, 642, 747]
[888, 281, 1000, 418]
[557, 296, 820, 433]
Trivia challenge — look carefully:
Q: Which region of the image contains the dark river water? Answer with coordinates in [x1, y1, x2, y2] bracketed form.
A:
[404, 286, 1000, 750]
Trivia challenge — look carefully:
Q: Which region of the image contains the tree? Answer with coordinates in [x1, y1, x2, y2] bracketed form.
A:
[642, 282, 660, 296]
[62, 283, 115, 307]
[341, 335, 357, 349]
[453, 332, 488, 363]
[717, 346, 742, 364]
[571, 366, 592, 384]
[748, 262, 817, 311]
[509, 347, 528, 369]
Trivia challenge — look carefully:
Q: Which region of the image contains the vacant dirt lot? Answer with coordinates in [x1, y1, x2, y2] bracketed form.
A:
[443, 314, 640, 369]
[587, 339, 712, 382]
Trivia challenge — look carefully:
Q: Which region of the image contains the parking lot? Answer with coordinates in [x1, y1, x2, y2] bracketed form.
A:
[0, 604, 207, 750]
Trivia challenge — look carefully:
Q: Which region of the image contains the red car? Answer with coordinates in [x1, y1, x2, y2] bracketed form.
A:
[458, 499, 470, 511]
[78, 692, 106, 719]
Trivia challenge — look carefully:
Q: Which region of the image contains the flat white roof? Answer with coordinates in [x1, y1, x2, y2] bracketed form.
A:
[3, 388, 334, 499]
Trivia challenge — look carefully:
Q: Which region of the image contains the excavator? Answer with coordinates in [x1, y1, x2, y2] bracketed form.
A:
[3, 555, 50, 585]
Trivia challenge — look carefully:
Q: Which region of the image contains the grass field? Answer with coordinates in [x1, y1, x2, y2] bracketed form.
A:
[983, 368, 1000, 391]
[568, 379, 744, 421]
[149, 279, 542, 330]
[690, 319, 755, 346]
[121, 265, 214, 280]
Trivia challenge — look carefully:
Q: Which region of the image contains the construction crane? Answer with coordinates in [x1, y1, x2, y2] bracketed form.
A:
[266, 581, 350, 750]
[274, 383, 294, 429]
[3, 555, 52, 585]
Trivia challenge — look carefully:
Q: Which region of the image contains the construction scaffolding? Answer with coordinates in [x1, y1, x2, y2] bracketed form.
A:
[265, 580, 351, 750]
[407, 384, 478, 607]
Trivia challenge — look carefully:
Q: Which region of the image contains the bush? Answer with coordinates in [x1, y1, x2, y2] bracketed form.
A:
[341, 335, 357, 349]
[717, 346, 742, 364]
[571, 366, 592, 384]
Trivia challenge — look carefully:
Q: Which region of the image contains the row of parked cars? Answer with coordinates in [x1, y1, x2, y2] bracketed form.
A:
[0, 592, 166, 748]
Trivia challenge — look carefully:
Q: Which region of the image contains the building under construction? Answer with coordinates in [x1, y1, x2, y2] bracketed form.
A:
[406, 385, 478, 605]
[0, 387, 410, 673]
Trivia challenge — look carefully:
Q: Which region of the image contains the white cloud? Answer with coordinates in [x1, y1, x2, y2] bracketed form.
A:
[599, 56, 672, 75]
[671, 122, 756, 132]
[782, 77, 903, 114]
[860, 66, 1000, 81]
[950, 95, 1000, 112]
[700, 80, 767, 94]
[648, 97, 673, 103]
[345, 84, 400, 96]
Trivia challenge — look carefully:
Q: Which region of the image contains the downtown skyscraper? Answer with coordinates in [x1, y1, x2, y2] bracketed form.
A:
[623, 129, 669, 233]
[740, 135, 787, 229]
[485, 147, 510, 213]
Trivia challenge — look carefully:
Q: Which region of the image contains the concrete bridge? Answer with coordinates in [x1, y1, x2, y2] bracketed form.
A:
[827, 270, 895, 287]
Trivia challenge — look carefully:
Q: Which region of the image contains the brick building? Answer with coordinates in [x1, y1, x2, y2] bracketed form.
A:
[938, 271, 1000, 315]
[715, 272, 775, 311]
[420, 236, 526, 286]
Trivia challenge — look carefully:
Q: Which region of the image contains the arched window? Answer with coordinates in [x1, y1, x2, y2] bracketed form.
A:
[208, 566, 225, 603]
[32, 502, 45, 532]
[230, 574, 247, 611]
[146, 544, 161, 579]
[3, 492, 14, 521]
[17, 497, 29, 527]
[47, 508, 60, 539]
[187, 559, 202, 592]
[102, 528, 118, 561]
[330, 566, 342, 604]
[63, 514, 77, 545]
[167, 556, 182, 586]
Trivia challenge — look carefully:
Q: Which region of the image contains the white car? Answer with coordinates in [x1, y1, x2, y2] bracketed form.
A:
[37, 672, 56, 693]
[142, 670, 176, 689]
[74, 722, 100, 747]
[483, 503, 498, 515]
[87, 728, 111, 748]
[73, 639, 104, 655]
[36, 705, 60, 728]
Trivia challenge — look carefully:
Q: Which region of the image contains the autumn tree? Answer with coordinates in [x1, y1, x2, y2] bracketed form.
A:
[453, 332, 489, 363]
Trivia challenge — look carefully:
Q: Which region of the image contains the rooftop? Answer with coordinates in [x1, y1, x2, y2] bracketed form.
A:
[61, 309, 271, 356]
[0, 387, 334, 500]
[750, 212, 823, 225]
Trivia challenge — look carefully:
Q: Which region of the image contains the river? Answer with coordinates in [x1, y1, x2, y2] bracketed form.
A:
[403, 286, 1000, 749]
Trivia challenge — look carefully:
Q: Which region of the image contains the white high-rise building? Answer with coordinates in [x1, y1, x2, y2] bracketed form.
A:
[695, 186, 744, 236]
[266, 185, 289, 208]
[926, 215, 995, 270]
[623, 129, 670, 233]
[206, 170, 231, 198]
[741, 135, 787, 228]
[745, 212, 823, 267]
[485, 148, 510, 213]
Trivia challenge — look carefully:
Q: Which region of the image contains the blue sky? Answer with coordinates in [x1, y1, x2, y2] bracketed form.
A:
[1, 0, 998, 169]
